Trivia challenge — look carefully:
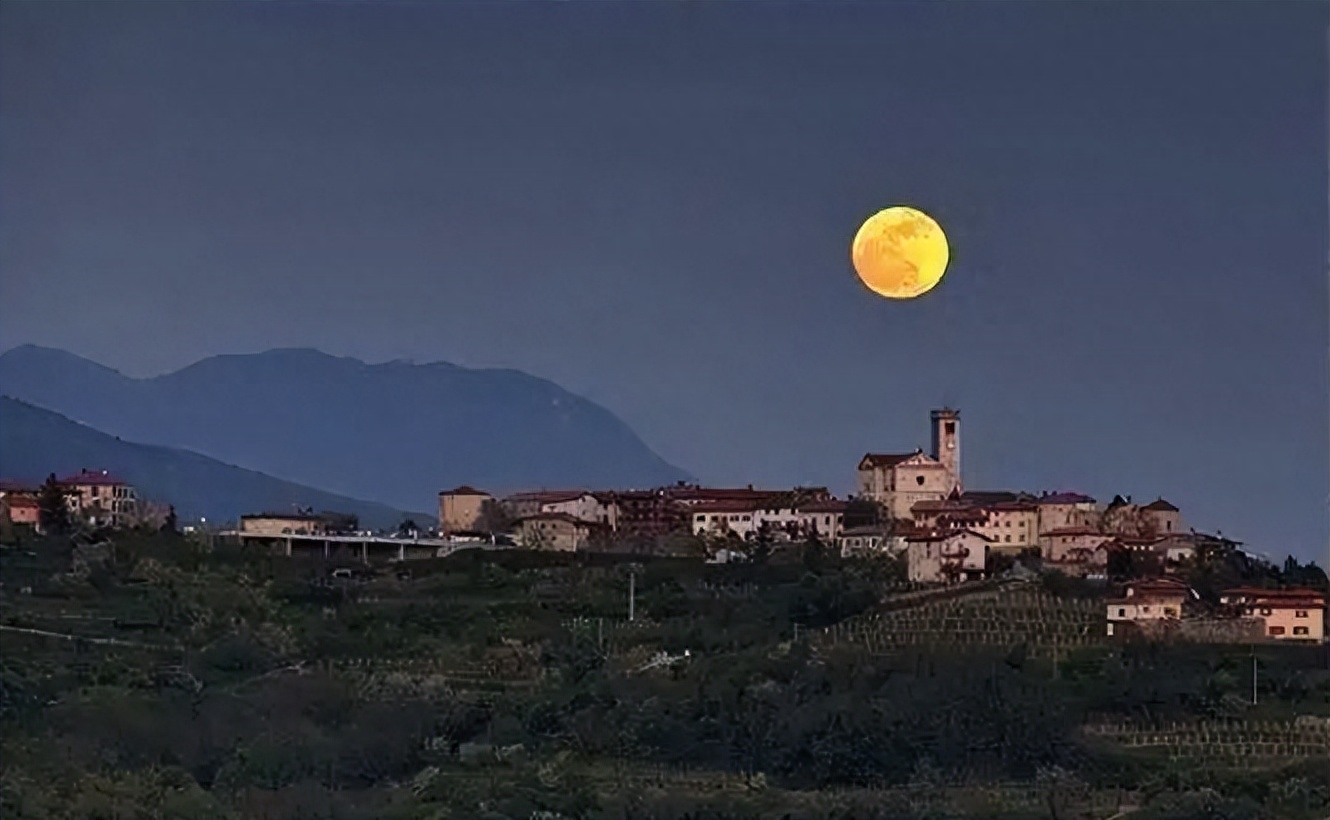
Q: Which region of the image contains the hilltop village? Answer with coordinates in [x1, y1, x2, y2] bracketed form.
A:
[3, 407, 1324, 645]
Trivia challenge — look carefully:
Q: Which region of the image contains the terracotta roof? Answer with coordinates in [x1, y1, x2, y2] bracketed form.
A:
[906, 529, 993, 543]
[516, 512, 599, 526]
[4, 496, 39, 509]
[859, 450, 934, 469]
[839, 525, 892, 538]
[1037, 492, 1097, 505]
[506, 490, 594, 504]
[959, 490, 1031, 505]
[1042, 527, 1104, 537]
[1142, 498, 1179, 512]
[690, 500, 762, 514]
[1222, 587, 1326, 606]
[1127, 578, 1191, 595]
[988, 501, 1038, 512]
[58, 469, 129, 487]
[440, 485, 490, 497]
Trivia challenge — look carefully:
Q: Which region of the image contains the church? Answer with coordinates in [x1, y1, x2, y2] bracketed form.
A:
[857, 408, 961, 520]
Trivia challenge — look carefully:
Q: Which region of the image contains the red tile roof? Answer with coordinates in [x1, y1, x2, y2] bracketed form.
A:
[859, 450, 937, 469]
[1142, 498, 1179, 512]
[906, 529, 993, 543]
[1037, 492, 1097, 505]
[507, 490, 594, 504]
[58, 469, 129, 487]
[1042, 527, 1104, 537]
[689, 500, 763, 514]
[440, 485, 490, 496]
[5, 496, 39, 509]
[1222, 587, 1326, 607]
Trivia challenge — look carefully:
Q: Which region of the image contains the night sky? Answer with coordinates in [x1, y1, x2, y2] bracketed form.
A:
[2, 2, 1326, 561]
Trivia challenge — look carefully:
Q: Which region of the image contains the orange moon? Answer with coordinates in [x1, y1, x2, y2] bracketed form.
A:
[851, 206, 950, 300]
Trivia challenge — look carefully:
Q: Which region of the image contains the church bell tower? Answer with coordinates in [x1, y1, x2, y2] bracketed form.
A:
[930, 408, 961, 494]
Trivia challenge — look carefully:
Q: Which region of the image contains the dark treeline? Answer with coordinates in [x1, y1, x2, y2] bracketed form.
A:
[1, 530, 1327, 820]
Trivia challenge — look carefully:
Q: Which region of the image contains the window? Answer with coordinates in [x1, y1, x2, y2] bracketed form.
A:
[1268, 626, 1285, 636]
[1141, 606, 1151, 613]
[1293, 626, 1309, 636]
[1295, 610, 1308, 618]
[1260, 608, 1272, 616]
[1164, 607, 1177, 617]
[945, 422, 955, 435]
[1004, 535, 1011, 543]
[1117, 608, 1126, 617]
[916, 476, 925, 486]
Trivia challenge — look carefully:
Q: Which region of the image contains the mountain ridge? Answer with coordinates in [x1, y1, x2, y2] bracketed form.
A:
[0, 345, 694, 511]
[0, 396, 429, 529]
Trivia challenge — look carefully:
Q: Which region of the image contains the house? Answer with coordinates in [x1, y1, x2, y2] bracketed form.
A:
[912, 491, 1039, 555]
[1106, 578, 1194, 637]
[1043, 541, 1111, 580]
[904, 529, 989, 584]
[1220, 588, 1326, 642]
[837, 525, 895, 556]
[438, 486, 494, 534]
[1141, 498, 1182, 535]
[1, 494, 40, 528]
[691, 500, 762, 538]
[857, 408, 961, 521]
[514, 512, 604, 551]
[1034, 492, 1100, 536]
[502, 490, 619, 530]
[1039, 527, 1113, 562]
[239, 512, 329, 536]
[58, 469, 139, 528]
[796, 499, 847, 541]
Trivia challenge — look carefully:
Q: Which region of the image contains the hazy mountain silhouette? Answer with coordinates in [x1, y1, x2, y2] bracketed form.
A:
[0, 345, 693, 511]
[0, 397, 427, 529]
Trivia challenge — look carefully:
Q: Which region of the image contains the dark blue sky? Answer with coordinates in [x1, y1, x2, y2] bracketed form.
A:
[2, 2, 1326, 561]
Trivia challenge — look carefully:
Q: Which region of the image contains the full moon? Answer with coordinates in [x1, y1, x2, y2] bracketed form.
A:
[851, 206, 950, 300]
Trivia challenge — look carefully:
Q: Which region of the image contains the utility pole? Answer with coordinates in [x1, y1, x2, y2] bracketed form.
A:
[1251, 648, 1258, 706]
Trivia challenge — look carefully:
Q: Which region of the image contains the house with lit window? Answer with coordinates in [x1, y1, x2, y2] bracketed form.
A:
[58, 469, 139, 528]
[904, 529, 989, 584]
[1105, 578, 1194, 636]
[1220, 587, 1326, 642]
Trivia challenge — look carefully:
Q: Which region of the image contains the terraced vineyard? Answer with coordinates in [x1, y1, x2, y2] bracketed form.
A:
[814, 583, 1106, 656]
[1082, 718, 1330, 769]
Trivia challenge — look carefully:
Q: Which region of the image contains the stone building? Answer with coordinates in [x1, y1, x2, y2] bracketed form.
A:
[514, 512, 605, 551]
[904, 529, 989, 584]
[58, 469, 139, 529]
[438, 485, 494, 534]
[857, 408, 962, 521]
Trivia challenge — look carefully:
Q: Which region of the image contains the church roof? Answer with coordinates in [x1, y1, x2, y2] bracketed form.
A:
[859, 449, 940, 470]
[1142, 498, 1178, 512]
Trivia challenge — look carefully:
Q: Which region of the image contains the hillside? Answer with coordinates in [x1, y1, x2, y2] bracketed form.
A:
[1, 536, 1326, 820]
[0, 397, 427, 529]
[0, 345, 694, 511]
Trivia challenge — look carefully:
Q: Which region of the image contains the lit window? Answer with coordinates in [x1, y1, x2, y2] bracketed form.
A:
[1293, 626, 1309, 636]
[1295, 610, 1308, 618]
[1260, 608, 1272, 616]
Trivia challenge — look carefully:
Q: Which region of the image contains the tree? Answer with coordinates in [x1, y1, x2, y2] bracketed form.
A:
[397, 518, 419, 537]
[37, 474, 71, 536]
[476, 499, 514, 536]
[842, 497, 884, 530]
[161, 506, 178, 534]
